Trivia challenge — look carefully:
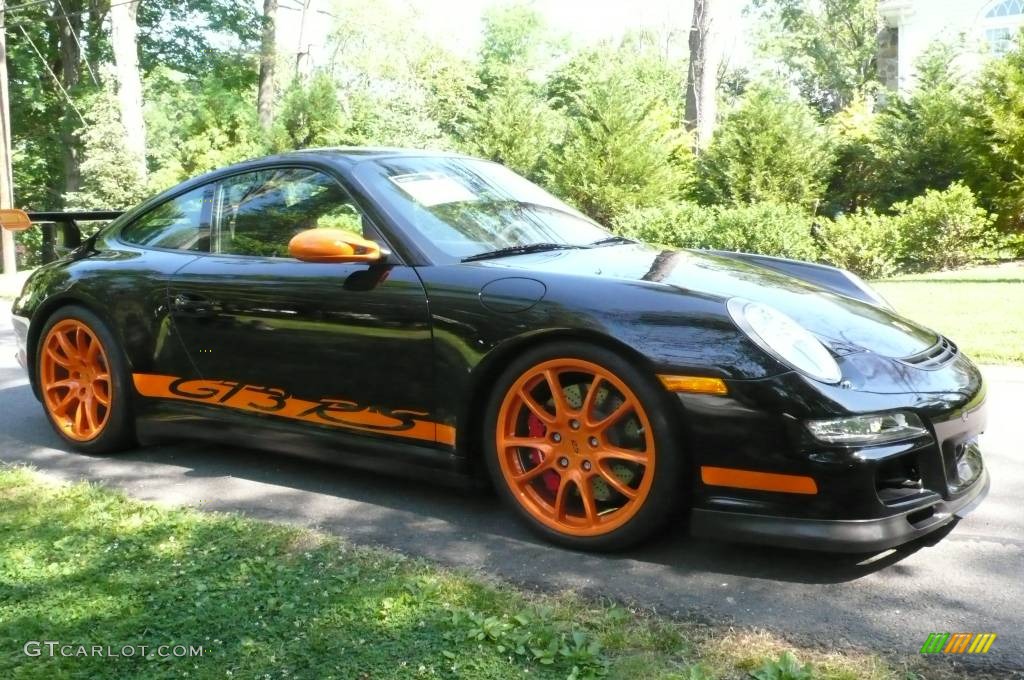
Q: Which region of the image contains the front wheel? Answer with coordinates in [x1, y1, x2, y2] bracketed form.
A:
[484, 342, 684, 551]
[36, 305, 136, 454]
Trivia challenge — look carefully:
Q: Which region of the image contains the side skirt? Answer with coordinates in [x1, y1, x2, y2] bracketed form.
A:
[134, 399, 480, 490]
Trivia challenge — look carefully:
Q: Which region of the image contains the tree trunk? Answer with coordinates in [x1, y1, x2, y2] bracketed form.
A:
[86, 0, 105, 77]
[0, 0, 17, 274]
[57, 0, 84, 200]
[109, 0, 146, 178]
[684, 0, 719, 151]
[258, 0, 277, 131]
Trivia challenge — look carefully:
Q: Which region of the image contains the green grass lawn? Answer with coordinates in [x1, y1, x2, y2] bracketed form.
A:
[873, 262, 1024, 365]
[0, 466, 964, 680]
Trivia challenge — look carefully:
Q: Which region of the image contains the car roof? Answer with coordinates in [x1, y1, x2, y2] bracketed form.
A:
[150, 147, 474, 207]
[254, 147, 472, 168]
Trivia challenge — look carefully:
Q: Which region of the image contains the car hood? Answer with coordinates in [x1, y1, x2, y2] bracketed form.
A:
[490, 244, 938, 359]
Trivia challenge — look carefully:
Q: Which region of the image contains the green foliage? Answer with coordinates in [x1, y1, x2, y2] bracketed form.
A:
[892, 182, 996, 271]
[547, 58, 694, 224]
[64, 78, 149, 211]
[709, 202, 819, 260]
[975, 34, 1024, 231]
[145, 67, 264, 190]
[823, 96, 880, 214]
[816, 209, 901, 278]
[612, 202, 715, 248]
[464, 81, 565, 179]
[323, 1, 455, 149]
[697, 85, 834, 210]
[754, 0, 882, 114]
[750, 651, 814, 680]
[270, 72, 346, 151]
[477, 2, 561, 88]
[872, 43, 987, 209]
[613, 201, 818, 261]
[462, 2, 566, 179]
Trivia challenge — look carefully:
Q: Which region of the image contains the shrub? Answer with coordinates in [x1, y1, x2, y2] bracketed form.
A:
[707, 202, 819, 261]
[892, 182, 996, 271]
[816, 209, 901, 279]
[611, 201, 714, 248]
[697, 84, 834, 210]
[613, 201, 818, 260]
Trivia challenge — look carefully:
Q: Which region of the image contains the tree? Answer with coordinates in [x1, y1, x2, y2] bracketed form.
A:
[547, 46, 694, 223]
[754, 0, 882, 115]
[684, 0, 719, 149]
[65, 75, 148, 211]
[872, 43, 986, 210]
[270, 72, 345, 151]
[823, 95, 879, 214]
[976, 35, 1024, 231]
[697, 84, 834, 210]
[258, 0, 277, 132]
[463, 2, 565, 178]
[109, 0, 146, 178]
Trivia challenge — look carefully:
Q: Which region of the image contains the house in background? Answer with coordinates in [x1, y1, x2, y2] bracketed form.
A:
[879, 0, 1024, 91]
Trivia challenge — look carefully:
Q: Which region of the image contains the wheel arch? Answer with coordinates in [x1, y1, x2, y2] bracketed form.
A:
[25, 294, 127, 399]
[456, 328, 678, 478]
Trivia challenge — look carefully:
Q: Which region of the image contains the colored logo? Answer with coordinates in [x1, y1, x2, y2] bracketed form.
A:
[920, 632, 997, 655]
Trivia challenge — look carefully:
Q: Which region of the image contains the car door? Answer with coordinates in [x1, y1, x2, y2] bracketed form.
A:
[163, 165, 444, 446]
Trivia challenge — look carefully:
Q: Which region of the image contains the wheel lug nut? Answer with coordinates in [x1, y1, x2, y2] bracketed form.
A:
[551, 432, 562, 443]
[588, 436, 598, 447]
[558, 457, 569, 468]
[569, 419, 580, 430]
[582, 460, 592, 471]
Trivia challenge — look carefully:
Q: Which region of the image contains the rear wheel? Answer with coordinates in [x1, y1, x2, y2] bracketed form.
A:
[36, 306, 136, 453]
[484, 342, 684, 550]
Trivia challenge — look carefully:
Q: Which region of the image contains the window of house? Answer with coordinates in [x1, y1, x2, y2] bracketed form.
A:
[984, 0, 1024, 54]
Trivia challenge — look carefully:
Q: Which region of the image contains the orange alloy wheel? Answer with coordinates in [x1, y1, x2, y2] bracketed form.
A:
[39, 319, 113, 441]
[496, 358, 656, 537]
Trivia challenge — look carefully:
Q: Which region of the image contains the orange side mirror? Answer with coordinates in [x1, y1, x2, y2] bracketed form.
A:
[288, 228, 382, 263]
[0, 208, 32, 232]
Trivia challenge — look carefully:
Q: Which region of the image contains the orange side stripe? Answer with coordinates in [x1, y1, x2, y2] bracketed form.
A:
[133, 373, 456, 446]
[701, 466, 818, 495]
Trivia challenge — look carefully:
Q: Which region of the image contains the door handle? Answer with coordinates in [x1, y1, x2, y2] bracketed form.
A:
[171, 292, 214, 315]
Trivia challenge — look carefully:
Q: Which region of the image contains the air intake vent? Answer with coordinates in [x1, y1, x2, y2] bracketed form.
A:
[901, 336, 958, 369]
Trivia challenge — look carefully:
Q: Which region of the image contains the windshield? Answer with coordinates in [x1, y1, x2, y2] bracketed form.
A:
[353, 156, 609, 262]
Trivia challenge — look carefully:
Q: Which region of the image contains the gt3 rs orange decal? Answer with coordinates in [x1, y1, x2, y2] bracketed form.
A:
[132, 373, 456, 446]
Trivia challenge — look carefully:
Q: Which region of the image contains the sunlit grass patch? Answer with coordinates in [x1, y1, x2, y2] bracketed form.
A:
[875, 262, 1024, 365]
[0, 465, 970, 679]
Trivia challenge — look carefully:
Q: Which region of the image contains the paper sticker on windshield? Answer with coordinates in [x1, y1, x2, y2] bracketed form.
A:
[389, 172, 478, 207]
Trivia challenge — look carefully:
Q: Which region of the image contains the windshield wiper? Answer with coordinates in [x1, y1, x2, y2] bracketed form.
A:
[461, 242, 589, 262]
[590, 235, 637, 246]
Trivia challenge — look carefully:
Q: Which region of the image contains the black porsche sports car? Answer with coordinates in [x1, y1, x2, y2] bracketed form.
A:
[5, 148, 989, 552]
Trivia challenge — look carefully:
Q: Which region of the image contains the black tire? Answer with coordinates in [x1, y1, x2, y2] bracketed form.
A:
[483, 341, 686, 551]
[35, 305, 137, 454]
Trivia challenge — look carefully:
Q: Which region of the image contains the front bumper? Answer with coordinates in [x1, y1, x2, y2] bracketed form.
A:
[690, 467, 989, 553]
[678, 353, 991, 552]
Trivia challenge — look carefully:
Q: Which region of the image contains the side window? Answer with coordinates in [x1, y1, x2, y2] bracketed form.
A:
[120, 185, 215, 251]
[215, 168, 368, 258]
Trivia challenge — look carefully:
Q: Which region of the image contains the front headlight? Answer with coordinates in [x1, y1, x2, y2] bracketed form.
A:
[727, 299, 842, 384]
[806, 411, 928, 445]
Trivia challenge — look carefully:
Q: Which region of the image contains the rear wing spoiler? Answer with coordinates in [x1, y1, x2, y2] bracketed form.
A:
[1, 208, 124, 263]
